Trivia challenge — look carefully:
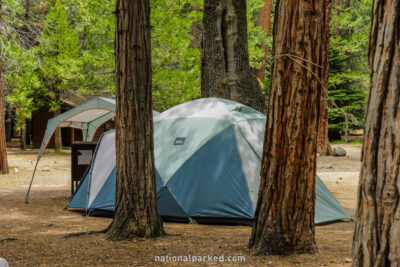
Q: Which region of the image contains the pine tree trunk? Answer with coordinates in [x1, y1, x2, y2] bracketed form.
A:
[5, 103, 11, 142]
[249, 0, 328, 255]
[0, 90, 6, 175]
[201, 0, 265, 113]
[351, 1, 400, 266]
[253, 0, 272, 83]
[53, 109, 62, 150]
[344, 115, 349, 142]
[0, 0, 9, 175]
[20, 126, 26, 150]
[106, 0, 164, 240]
[317, 0, 332, 156]
[25, 119, 31, 145]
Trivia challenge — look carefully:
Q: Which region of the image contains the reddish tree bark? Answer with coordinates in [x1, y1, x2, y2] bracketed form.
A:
[253, 0, 273, 83]
[0, 0, 9, 175]
[106, 0, 164, 240]
[0, 81, 8, 175]
[249, 0, 328, 255]
[352, 0, 400, 266]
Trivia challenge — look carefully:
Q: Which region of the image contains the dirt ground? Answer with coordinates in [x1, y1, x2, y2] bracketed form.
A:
[0, 143, 362, 266]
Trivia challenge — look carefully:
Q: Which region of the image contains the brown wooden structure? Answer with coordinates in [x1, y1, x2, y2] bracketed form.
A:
[71, 142, 98, 195]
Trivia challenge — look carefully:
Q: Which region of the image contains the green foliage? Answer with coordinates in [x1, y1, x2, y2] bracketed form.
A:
[3, 0, 115, 125]
[64, 0, 115, 94]
[328, 0, 371, 138]
[247, 0, 267, 71]
[331, 139, 363, 146]
[4, 41, 41, 129]
[150, 0, 266, 111]
[3, 0, 372, 133]
[151, 0, 202, 111]
[4, 0, 267, 119]
[2, 0, 44, 129]
[36, 0, 82, 110]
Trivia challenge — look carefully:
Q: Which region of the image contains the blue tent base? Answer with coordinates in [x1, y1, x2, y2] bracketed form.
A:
[161, 216, 253, 226]
[66, 208, 351, 226]
[173, 216, 352, 226]
[313, 217, 353, 226]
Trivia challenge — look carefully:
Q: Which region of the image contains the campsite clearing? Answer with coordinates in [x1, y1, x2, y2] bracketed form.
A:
[0, 144, 360, 266]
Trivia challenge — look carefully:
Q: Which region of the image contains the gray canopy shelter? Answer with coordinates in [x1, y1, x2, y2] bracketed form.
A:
[25, 97, 117, 203]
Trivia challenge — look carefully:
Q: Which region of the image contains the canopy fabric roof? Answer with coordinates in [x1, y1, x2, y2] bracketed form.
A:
[37, 97, 116, 161]
[25, 98, 160, 203]
[37, 96, 160, 162]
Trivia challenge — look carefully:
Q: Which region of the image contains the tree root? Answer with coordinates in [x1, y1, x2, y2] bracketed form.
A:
[0, 237, 19, 242]
[63, 229, 107, 238]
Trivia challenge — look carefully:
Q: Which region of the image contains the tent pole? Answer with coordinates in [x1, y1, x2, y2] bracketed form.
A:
[25, 160, 39, 203]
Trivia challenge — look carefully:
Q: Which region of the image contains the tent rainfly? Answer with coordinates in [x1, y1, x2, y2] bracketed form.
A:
[25, 97, 117, 203]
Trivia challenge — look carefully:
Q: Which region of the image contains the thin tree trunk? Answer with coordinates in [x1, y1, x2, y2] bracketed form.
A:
[317, 0, 332, 156]
[344, 115, 349, 142]
[0, 0, 8, 175]
[106, 0, 164, 240]
[53, 109, 62, 150]
[201, 0, 265, 113]
[0, 92, 6, 174]
[253, 0, 272, 83]
[25, 119, 31, 145]
[20, 126, 26, 150]
[352, 0, 400, 266]
[249, 0, 328, 255]
[5, 103, 11, 142]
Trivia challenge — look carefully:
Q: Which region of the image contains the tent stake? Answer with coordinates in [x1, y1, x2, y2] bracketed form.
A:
[25, 160, 39, 203]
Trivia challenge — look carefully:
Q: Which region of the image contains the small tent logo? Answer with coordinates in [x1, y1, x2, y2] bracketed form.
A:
[174, 137, 186, 146]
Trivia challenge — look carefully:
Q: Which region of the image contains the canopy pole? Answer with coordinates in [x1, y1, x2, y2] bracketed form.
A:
[85, 122, 90, 141]
[25, 160, 39, 203]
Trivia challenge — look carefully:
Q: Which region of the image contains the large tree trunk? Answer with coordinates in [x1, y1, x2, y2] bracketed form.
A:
[53, 109, 62, 150]
[249, 0, 328, 255]
[317, 0, 332, 156]
[0, 0, 9, 175]
[106, 0, 164, 240]
[253, 0, 273, 83]
[351, 1, 400, 266]
[201, 0, 265, 113]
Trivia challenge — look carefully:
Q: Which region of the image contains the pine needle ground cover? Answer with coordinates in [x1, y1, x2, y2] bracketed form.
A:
[0, 146, 359, 266]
